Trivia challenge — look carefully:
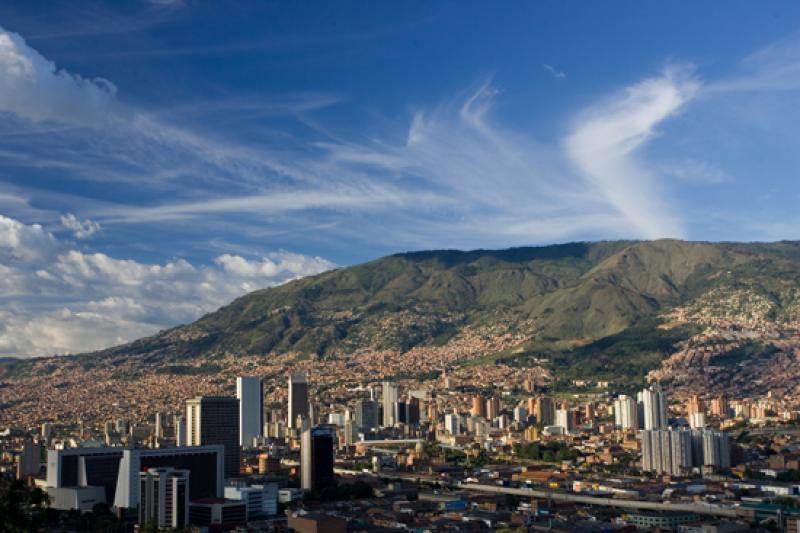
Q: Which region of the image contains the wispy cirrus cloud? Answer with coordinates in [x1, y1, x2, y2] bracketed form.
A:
[543, 63, 566, 79]
[564, 65, 699, 239]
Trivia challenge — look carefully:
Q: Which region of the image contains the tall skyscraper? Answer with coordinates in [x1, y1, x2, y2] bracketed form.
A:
[301, 425, 336, 491]
[354, 399, 379, 432]
[288, 373, 310, 429]
[406, 397, 421, 426]
[638, 384, 668, 430]
[186, 396, 240, 478]
[139, 468, 190, 530]
[614, 395, 638, 430]
[700, 429, 731, 468]
[472, 395, 487, 418]
[534, 396, 556, 426]
[237, 377, 264, 447]
[382, 381, 399, 427]
[16, 438, 41, 479]
[486, 397, 501, 420]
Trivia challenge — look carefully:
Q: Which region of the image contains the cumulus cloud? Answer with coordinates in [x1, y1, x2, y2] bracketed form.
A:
[564, 65, 699, 238]
[0, 27, 117, 126]
[0, 214, 58, 261]
[60, 213, 101, 239]
[0, 215, 334, 357]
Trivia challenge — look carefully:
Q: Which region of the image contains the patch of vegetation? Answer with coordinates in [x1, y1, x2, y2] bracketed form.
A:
[502, 318, 700, 391]
[513, 441, 580, 462]
[712, 341, 779, 367]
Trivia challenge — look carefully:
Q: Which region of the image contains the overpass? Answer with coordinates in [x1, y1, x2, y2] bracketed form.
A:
[336, 468, 739, 519]
[458, 483, 739, 518]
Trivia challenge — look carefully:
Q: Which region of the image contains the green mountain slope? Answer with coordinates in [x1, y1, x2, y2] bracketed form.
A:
[77, 239, 800, 368]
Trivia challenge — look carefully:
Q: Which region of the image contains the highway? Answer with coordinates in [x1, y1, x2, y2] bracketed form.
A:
[458, 483, 738, 518]
[336, 467, 739, 519]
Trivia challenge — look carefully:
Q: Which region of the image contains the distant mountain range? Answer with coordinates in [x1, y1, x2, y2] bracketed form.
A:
[6, 239, 800, 387]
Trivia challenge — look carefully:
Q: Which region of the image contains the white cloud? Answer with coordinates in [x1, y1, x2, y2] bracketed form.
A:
[0, 27, 117, 126]
[564, 65, 699, 239]
[543, 64, 566, 79]
[0, 214, 58, 261]
[660, 159, 729, 185]
[60, 213, 101, 239]
[0, 214, 334, 357]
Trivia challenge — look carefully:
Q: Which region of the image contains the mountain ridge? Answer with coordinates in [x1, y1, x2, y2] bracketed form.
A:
[5, 238, 800, 388]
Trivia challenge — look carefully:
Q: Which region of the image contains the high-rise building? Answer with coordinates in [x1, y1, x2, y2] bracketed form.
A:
[638, 385, 668, 430]
[138, 467, 189, 530]
[513, 406, 528, 424]
[534, 397, 556, 426]
[710, 395, 729, 418]
[237, 377, 264, 447]
[301, 425, 336, 491]
[354, 399, 379, 432]
[640, 428, 692, 476]
[175, 415, 186, 447]
[444, 413, 461, 435]
[700, 429, 731, 468]
[614, 395, 638, 430]
[17, 438, 41, 479]
[288, 374, 310, 429]
[472, 395, 487, 418]
[641, 427, 728, 475]
[555, 408, 572, 433]
[486, 397, 501, 420]
[41, 422, 53, 443]
[382, 381, 399, 427]
[186, 397, 240, 478]
[395, 400, 407, 424]
[406, 397, 421, 426]
[154, 412, 164, 439]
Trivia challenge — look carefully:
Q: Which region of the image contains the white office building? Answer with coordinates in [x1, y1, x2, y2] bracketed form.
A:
[224, 483, 278, 519]
[638, 385, 668, 430]
[614, 395, 638, 430]
[555, 408, 572, 433]
[139, 468, 190, 529]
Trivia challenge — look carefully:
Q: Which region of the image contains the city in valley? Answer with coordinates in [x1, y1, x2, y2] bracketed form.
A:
[2, 1, 800, 532]
[4, 314, 800, 532]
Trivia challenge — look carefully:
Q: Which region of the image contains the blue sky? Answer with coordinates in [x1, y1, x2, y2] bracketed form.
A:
[0, 1, 799, 356]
